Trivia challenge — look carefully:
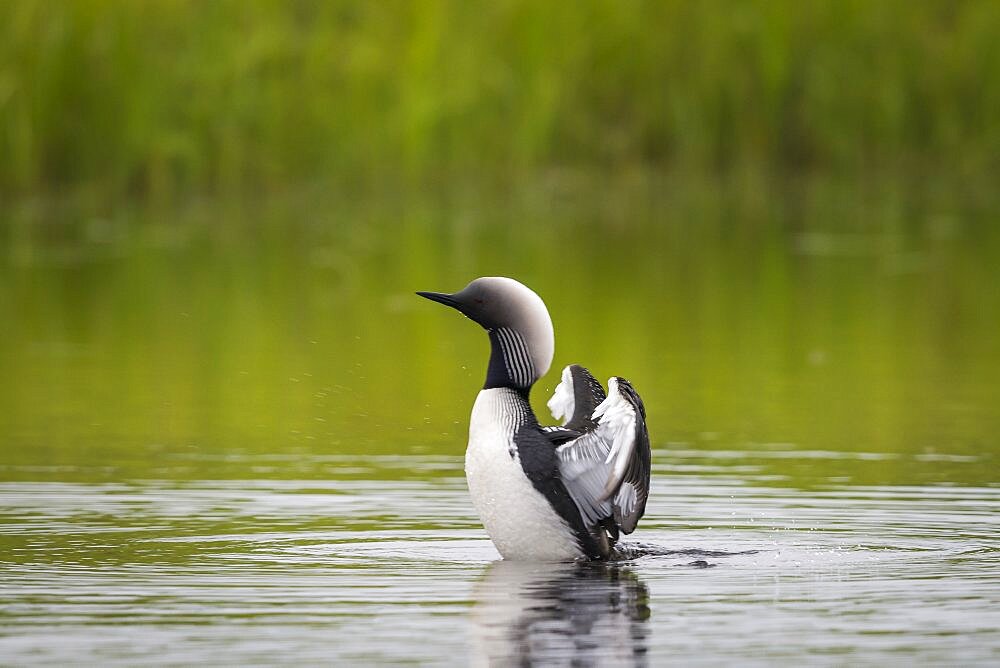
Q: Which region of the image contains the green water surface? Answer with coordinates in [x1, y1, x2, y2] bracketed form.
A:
[3, 177, 997, 481]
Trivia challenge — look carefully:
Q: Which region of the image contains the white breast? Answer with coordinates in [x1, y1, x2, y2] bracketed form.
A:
[465, 388, 582, 561]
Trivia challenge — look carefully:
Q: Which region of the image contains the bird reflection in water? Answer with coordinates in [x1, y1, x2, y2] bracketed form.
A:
[469, 560, 650, 667]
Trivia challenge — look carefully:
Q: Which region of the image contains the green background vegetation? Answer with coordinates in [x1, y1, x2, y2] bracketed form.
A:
[1, 1, 998, 487]
[2, 1, 999, 201]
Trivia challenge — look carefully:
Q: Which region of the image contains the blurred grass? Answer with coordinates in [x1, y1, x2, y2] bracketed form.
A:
[2, 0, 999, 204]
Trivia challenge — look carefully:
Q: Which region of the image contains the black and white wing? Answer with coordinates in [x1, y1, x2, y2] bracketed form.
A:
[546, 364, 607, 432]
[551, 374, 651, 535]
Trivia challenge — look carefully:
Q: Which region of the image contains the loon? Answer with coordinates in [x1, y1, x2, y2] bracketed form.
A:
[417, 277, 651, 561]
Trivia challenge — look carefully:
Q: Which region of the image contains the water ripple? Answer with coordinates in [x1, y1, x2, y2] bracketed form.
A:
[1, 451, 998, 665]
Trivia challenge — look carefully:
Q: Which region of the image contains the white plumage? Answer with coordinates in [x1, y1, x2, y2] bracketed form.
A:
[466, 388, 582, 561]
[546, 365, 576, 425]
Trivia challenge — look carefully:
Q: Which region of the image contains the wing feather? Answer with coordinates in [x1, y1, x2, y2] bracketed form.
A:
[554, 375, 651, 536]
[548, 364, 607, 431]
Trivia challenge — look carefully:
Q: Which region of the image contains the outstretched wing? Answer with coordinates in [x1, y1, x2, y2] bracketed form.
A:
[553, 375, 651, 535]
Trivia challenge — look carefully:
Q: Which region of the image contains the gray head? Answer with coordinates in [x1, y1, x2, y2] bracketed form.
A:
[417, 277, 555, 389]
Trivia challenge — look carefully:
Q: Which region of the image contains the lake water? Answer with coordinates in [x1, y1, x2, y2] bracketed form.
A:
[2, 178, 999, 664]
[1, 452, 997, 665]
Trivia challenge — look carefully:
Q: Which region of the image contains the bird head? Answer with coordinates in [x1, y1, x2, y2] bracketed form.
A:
[417, 277, 555, 388]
